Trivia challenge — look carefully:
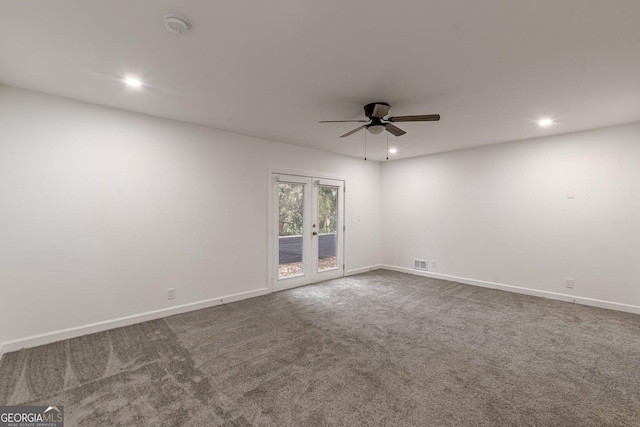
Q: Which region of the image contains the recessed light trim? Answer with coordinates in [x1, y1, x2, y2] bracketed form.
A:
[538, 118, 553, 127]
[125, 77, 142, 88]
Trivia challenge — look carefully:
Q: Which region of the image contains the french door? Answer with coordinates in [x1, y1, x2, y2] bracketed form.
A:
[272, 174, 344, 291]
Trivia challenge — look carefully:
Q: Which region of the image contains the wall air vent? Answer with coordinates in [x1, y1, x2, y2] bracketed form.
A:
[414, 259, 428, 270]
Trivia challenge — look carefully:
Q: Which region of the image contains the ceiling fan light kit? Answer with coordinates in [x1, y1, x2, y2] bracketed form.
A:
[320, 102, 440, 139]
[367, 124, 385, 135]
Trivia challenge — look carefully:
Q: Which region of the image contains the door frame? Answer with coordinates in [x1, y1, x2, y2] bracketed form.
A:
[267, 169, 347, 293]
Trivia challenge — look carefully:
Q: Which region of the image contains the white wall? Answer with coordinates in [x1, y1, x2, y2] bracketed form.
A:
[0, 86, 382, 350]
[0, 311, 4, 356]
[382, 122, 640, 312]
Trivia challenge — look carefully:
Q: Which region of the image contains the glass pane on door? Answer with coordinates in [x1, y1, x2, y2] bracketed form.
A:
[278, 183, 305, 278]
[317, 185, 338, 271]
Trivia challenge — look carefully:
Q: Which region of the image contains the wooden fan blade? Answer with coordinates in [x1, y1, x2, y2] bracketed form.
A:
[340, 126, 366, 138]
[387, 114, 440, 122]
[319, 120, 368, 123]
[385, 123, 406, 137]
[371, 103, 391, 119]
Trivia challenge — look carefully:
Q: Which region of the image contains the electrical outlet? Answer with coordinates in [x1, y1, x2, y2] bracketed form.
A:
[566, 189, 575, 199]
[565, 278, 574, 289]
[432, 260, 437, 268]
[168, 288, 176, 299]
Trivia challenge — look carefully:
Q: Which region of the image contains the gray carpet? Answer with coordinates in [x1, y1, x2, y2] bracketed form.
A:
[1, 270, 639, 426]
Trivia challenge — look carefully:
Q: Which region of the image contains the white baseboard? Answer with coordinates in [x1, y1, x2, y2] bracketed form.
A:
[346, 264, 383, 276]
[380, 264, 640, 315]
[5, 265, 636, 359]
[1, 287, 270, 356]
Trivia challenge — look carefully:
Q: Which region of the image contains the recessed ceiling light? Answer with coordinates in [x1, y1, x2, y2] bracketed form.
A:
[389, 148, 398, 154]
[125, 77, 142, 88]
[538, 118, 553, 127]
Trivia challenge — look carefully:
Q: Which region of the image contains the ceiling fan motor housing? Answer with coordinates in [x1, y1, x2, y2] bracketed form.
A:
[364, 102, 390, 119]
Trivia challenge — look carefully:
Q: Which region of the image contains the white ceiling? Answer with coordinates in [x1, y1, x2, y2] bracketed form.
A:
[2, 1, 639, 161]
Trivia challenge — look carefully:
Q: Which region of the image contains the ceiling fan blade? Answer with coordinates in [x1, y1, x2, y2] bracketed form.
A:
[387, 114, 441, 122]
[371, 103, 391, 119]
[385, 123, 406, 137]
[340, 125, 366, 138]
[319, 120, 368, 123]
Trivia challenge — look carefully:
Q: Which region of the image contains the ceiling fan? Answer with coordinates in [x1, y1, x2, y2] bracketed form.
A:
[319, 102, 440, 138]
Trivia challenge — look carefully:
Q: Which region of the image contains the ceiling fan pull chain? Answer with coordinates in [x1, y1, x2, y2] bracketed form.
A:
[364, 129, 367, 161]
[386, 131, 389, 160]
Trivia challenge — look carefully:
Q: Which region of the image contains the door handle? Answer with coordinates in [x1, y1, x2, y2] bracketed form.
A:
[312, 231, 318, 236]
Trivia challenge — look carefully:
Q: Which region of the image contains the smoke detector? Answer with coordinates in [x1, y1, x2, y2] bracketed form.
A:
[164, 15, 189, 35]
